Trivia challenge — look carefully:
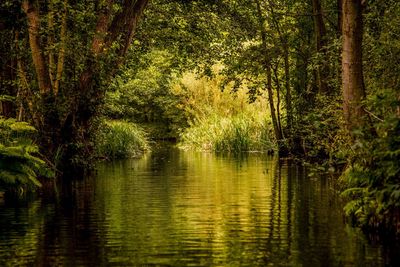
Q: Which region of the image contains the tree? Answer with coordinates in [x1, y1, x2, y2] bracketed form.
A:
[17, 0, 149, 174]
[312, 0, 330, 94]
[341, 0, 366, 132]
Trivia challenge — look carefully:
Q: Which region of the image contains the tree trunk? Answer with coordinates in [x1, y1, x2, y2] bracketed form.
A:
[255, 0, 287, 155]
[22, 0, 51, 95]
[60, 0, 150, 174]
[283, 43, 293, 134]
[273, 64, 283, 137]
[266, 64, 283, 143]
[342, 0, 366, 131]
[312, 0, 330, 94]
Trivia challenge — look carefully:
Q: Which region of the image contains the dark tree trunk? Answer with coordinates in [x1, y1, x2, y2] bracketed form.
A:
[312, 0, 330, 94]
[342, 0, 366, 131]
[283, 43, 293, 135]
[255, 0, 288, 156]
[22, 1, 51, 96]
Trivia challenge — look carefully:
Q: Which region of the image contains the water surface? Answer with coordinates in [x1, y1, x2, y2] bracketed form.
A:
[0, 145, 398, 266]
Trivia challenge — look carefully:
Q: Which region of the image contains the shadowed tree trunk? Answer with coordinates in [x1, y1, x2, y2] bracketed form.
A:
[312, 0, 330, 94]
[255, 0, 288, 156]
[342, 0, 366, 132]
[266, 0, 293, 149]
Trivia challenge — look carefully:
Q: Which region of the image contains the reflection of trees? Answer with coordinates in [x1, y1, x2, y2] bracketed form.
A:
[0, 148, 392, 266]
[0, 199, 42, 266]
[36, 178, 107, 266]
[265, 160, 365, 266]
[94, 150, 391, 266]
[0, 178, 108, 266]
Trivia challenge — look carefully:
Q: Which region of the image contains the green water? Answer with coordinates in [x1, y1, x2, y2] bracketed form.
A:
[0, 145, 398, 266]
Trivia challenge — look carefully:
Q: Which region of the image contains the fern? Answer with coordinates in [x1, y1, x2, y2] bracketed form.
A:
[0, 117, 54, 192]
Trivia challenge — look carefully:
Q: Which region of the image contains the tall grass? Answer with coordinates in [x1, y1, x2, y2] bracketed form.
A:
[96, 120, 150, 159]
[175, 67, 276, 153]
[179, 114, 275, 153]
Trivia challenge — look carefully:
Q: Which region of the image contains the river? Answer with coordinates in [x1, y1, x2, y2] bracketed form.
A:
[0, 145, 398, 266]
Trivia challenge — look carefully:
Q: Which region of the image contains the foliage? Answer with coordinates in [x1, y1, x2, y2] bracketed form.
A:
[171, 69, 255, 122]
[96, 120, 150, 159]
[340, 72, 400, 233]
[0, 0, 152, 174]
[293, 94, 348, 163]
[105, 50, 186, 138]
[0, 118, 53, 192]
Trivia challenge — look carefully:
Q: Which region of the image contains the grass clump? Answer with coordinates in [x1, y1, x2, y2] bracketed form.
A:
[96, 120, 150, 159]
[179, 114, 275, 153]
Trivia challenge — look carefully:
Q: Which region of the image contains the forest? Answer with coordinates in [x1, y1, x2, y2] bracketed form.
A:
[0, 0, 399, 264]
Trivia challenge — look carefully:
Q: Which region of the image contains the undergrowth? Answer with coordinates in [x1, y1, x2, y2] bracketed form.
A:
[0, 117, 54, 192]
[340, 94, 400, 235]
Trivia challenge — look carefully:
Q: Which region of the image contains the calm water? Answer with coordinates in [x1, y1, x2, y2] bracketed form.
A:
[0, 145, 399, 266]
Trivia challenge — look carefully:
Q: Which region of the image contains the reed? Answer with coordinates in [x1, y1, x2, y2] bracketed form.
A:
[179, 114, 275, 153]
[96, 120, 150, 159]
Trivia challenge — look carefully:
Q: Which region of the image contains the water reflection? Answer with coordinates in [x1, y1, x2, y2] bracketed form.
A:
[0, 146, 398, 266]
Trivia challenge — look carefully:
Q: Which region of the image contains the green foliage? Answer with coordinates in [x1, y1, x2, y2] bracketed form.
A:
[293, 94, 348, 163]
[338, 0, 400, 235]
[105, 50, 186, 138]
[341, 94, 400, 234]
[0, 118, 54, 192]
[96, 120, 150, 159]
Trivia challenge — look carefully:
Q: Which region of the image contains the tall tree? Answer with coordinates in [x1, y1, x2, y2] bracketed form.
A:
[255, 0, 286, 154]
[19, 0, 149, 174]
[342, 0, 366, 132]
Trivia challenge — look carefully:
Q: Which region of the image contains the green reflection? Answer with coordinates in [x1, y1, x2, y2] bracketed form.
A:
[0, 146, 397, 266]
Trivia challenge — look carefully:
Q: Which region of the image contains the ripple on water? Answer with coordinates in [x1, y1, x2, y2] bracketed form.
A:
[0, 149, 398, 266]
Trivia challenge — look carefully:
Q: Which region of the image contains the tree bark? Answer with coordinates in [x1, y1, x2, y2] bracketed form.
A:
[22, 0, 51, 95]
[342, 0, 366, 131]
[106, 0, 149, 58]
[54, 0, 68, 95]
[273, 63, 283, 136]
[283, 43, 293, 132]
[312, 0, 330, 94]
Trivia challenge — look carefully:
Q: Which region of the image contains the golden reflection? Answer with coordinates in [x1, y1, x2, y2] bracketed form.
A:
[0, 148, 392, 266]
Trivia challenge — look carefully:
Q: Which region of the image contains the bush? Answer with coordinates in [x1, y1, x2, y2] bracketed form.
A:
[96, 120, 150, 159]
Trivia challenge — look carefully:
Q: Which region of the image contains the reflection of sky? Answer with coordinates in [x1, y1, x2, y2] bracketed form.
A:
[0, 148, 394, 266]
